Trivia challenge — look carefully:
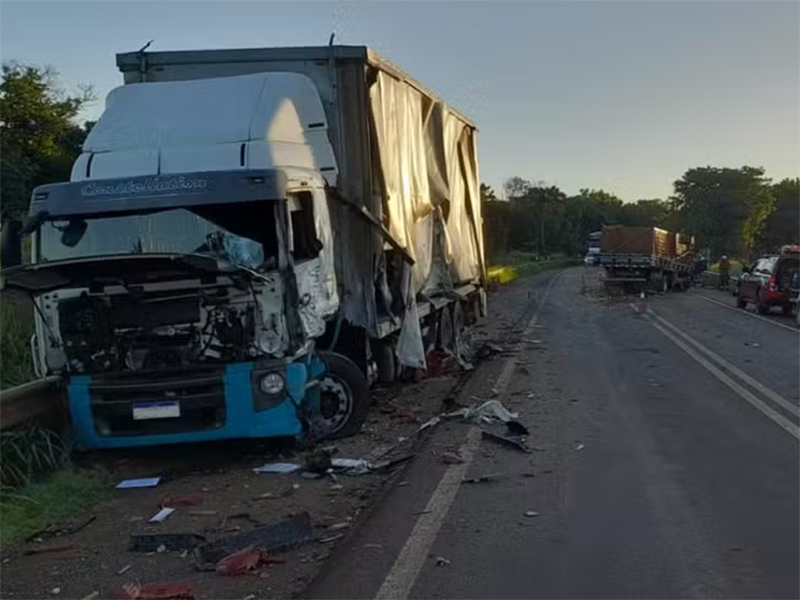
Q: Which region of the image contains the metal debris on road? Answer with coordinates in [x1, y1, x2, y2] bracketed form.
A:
[506, 420, 530, 436]
[194, 513, 315, 570]
[435, 556, 451, 566]
[129, 534, 207, 553]
[441, 451, 465, 465]
[117, 564, 132, 576]
[252, 462, 302, 474]
[117, 477, 161, 489]
[481, 431, 531, 453]
[418, 415, 441, 432]
[149, 507, 175, 523]
[524, 511, 540, 517]
[574, 442, 586, 451]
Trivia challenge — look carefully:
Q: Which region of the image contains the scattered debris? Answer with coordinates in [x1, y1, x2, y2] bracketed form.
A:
[319, 534, 345, 544]
[80, 592, 100, 600]
[744, 342, 761, 348]
[574, 443, 585, 451]
[23, 543, 78, 556]
[435, 556, 451, 567]
[463, 473, 502, 484]
[117, 477, 161, 489]
[304, 447, 335, 474]
[448, 399, 518, 424]
[214, 546, 284, 576]
[157, 544, 167, 554]
[149, 507, 176, 523]
[117, 564, 132, 576]
[160, 496, 200, 508]
[194, 513, 315, 570]
[524, 511, 540, 518]
[252, 463, 302, 475]
[118, 582, 195, 600]
[506, 420, 530, 436]
[129, 534, 207, 553]
[188, 510, 218, 517]
[482, 431, 531, 453]
[441, 451, 465, 465]
[330, 458, 371, 475]
[328, 522, 350, 531]
[397, 481, 410, 487]
[418, 416, 441, 432]
[51, 587, 61, 596]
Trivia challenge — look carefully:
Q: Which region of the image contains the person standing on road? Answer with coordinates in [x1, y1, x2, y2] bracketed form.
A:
[719, 255, 731, 290]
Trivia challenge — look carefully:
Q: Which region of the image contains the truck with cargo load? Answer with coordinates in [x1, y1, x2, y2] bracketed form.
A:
[598, 225, 695, 292]
[0, 45, 487, 449]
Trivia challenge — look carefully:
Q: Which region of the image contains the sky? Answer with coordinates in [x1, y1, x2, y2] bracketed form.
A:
[1, 0, 798, 200]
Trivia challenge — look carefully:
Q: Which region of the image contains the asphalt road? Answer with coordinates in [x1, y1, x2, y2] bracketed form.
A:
[307, 267, 799, 600]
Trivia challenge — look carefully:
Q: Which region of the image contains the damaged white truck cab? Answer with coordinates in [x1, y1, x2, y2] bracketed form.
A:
[3, 46, 486, 449]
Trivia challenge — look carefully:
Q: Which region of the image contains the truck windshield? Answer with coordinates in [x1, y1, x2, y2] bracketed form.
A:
[37, 203, 278, 270]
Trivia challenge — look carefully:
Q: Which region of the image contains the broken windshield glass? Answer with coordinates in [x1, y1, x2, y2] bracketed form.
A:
[38, 203, 278, 271]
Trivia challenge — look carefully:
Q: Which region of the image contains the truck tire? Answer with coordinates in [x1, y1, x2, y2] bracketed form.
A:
[372, 339, 397, 384]
[756, 290, 771, 315]
[316, 351, 371, 439]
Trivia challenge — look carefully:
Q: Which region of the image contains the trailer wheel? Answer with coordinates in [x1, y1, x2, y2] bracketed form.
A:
[315, 352, 371, 439]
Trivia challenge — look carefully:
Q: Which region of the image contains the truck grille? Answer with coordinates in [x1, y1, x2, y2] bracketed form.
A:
[88, 368, 226, 436]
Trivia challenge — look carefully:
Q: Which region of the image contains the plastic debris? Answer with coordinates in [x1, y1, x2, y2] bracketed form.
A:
[149, 507, 175, 523]
[117, 582, 195, 600]
[129, 534, 206, 553]
[448, 399, 518, 424]
[330, 458, 371, 475]
[435, 556, 451, 566]
[574, 442, 585, 451]
[524, 511, 540, 517]
[252, 463, 302, 475]
[482, 431, 531, 453]
[194, 513, 314, 570]
[117, 565, 132, 576]
[51, 588, 61, 596]
[319, 534, 345, 544]
[81, 592, 100, 600]
[117, 477, 161, 489]
[215, 546, 284, 576]
[418, 416, 441, 432]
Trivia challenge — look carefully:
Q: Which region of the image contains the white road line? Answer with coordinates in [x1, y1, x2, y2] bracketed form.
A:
[689, 291, 799, 333]
[374, 272, 562, 600]
[638, 311, 800, 441]
[649, 309, 800, 419]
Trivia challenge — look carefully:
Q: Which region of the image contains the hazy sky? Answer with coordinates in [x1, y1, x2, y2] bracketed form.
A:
[1, 0, 798, 200]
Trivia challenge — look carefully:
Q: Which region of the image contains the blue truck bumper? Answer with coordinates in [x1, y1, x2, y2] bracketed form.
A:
[67, 361, 311, 450]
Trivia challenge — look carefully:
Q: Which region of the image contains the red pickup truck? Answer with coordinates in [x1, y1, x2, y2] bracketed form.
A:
[736, 246, 800, 315]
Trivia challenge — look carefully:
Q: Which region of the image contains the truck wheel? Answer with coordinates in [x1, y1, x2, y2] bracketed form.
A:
[316, 352, 371, 439]
[756, 290, 771, 315]
[372, 339, 397, 384]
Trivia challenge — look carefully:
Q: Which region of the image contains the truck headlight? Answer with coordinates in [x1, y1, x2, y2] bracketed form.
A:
[259, 372, 285, 395]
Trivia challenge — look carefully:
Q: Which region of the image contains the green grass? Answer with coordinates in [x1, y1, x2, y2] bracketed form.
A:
[0, 469, 107, 548]
[1, 300, 36, 390]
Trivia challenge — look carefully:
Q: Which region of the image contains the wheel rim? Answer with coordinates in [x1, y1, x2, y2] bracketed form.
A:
[316, 373, 353, 434]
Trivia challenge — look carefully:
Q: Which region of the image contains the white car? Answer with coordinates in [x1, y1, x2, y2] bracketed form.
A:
[584, 253, 599, 266]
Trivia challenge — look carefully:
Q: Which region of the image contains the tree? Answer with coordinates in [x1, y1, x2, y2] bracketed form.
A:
[672, 166, 774, 259]
[759, 178, 800, 252]
[480, 183, 498, 203]
[0, 63, 94, 217]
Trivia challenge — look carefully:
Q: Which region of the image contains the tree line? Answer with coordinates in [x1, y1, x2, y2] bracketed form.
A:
[1, 63, 797, 265]
[482, 168, 799, 263]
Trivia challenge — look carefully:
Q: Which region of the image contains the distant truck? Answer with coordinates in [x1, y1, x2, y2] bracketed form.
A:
[1, 45, 486, 449]
[598, 225, 695, 292]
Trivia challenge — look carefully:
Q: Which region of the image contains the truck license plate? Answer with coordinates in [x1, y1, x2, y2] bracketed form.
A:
[132, 401, 181, 420]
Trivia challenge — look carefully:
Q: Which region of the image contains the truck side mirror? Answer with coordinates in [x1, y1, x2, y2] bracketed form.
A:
[0, 219, 23, 269]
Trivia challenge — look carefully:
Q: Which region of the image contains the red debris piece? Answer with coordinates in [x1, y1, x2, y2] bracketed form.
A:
[24, 543, 78, 556]
[214, 545, 285, 576]
[117, 582, 194, 600]
[159, 496, 201, 508]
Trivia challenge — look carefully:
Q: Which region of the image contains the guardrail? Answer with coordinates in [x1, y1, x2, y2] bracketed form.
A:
[0, 376, 67, 431]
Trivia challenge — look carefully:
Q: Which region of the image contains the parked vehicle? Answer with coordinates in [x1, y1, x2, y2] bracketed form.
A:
[0, 45, 486, 449]
[597, 225, 695, 292]
[737, 246, 800, 315]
